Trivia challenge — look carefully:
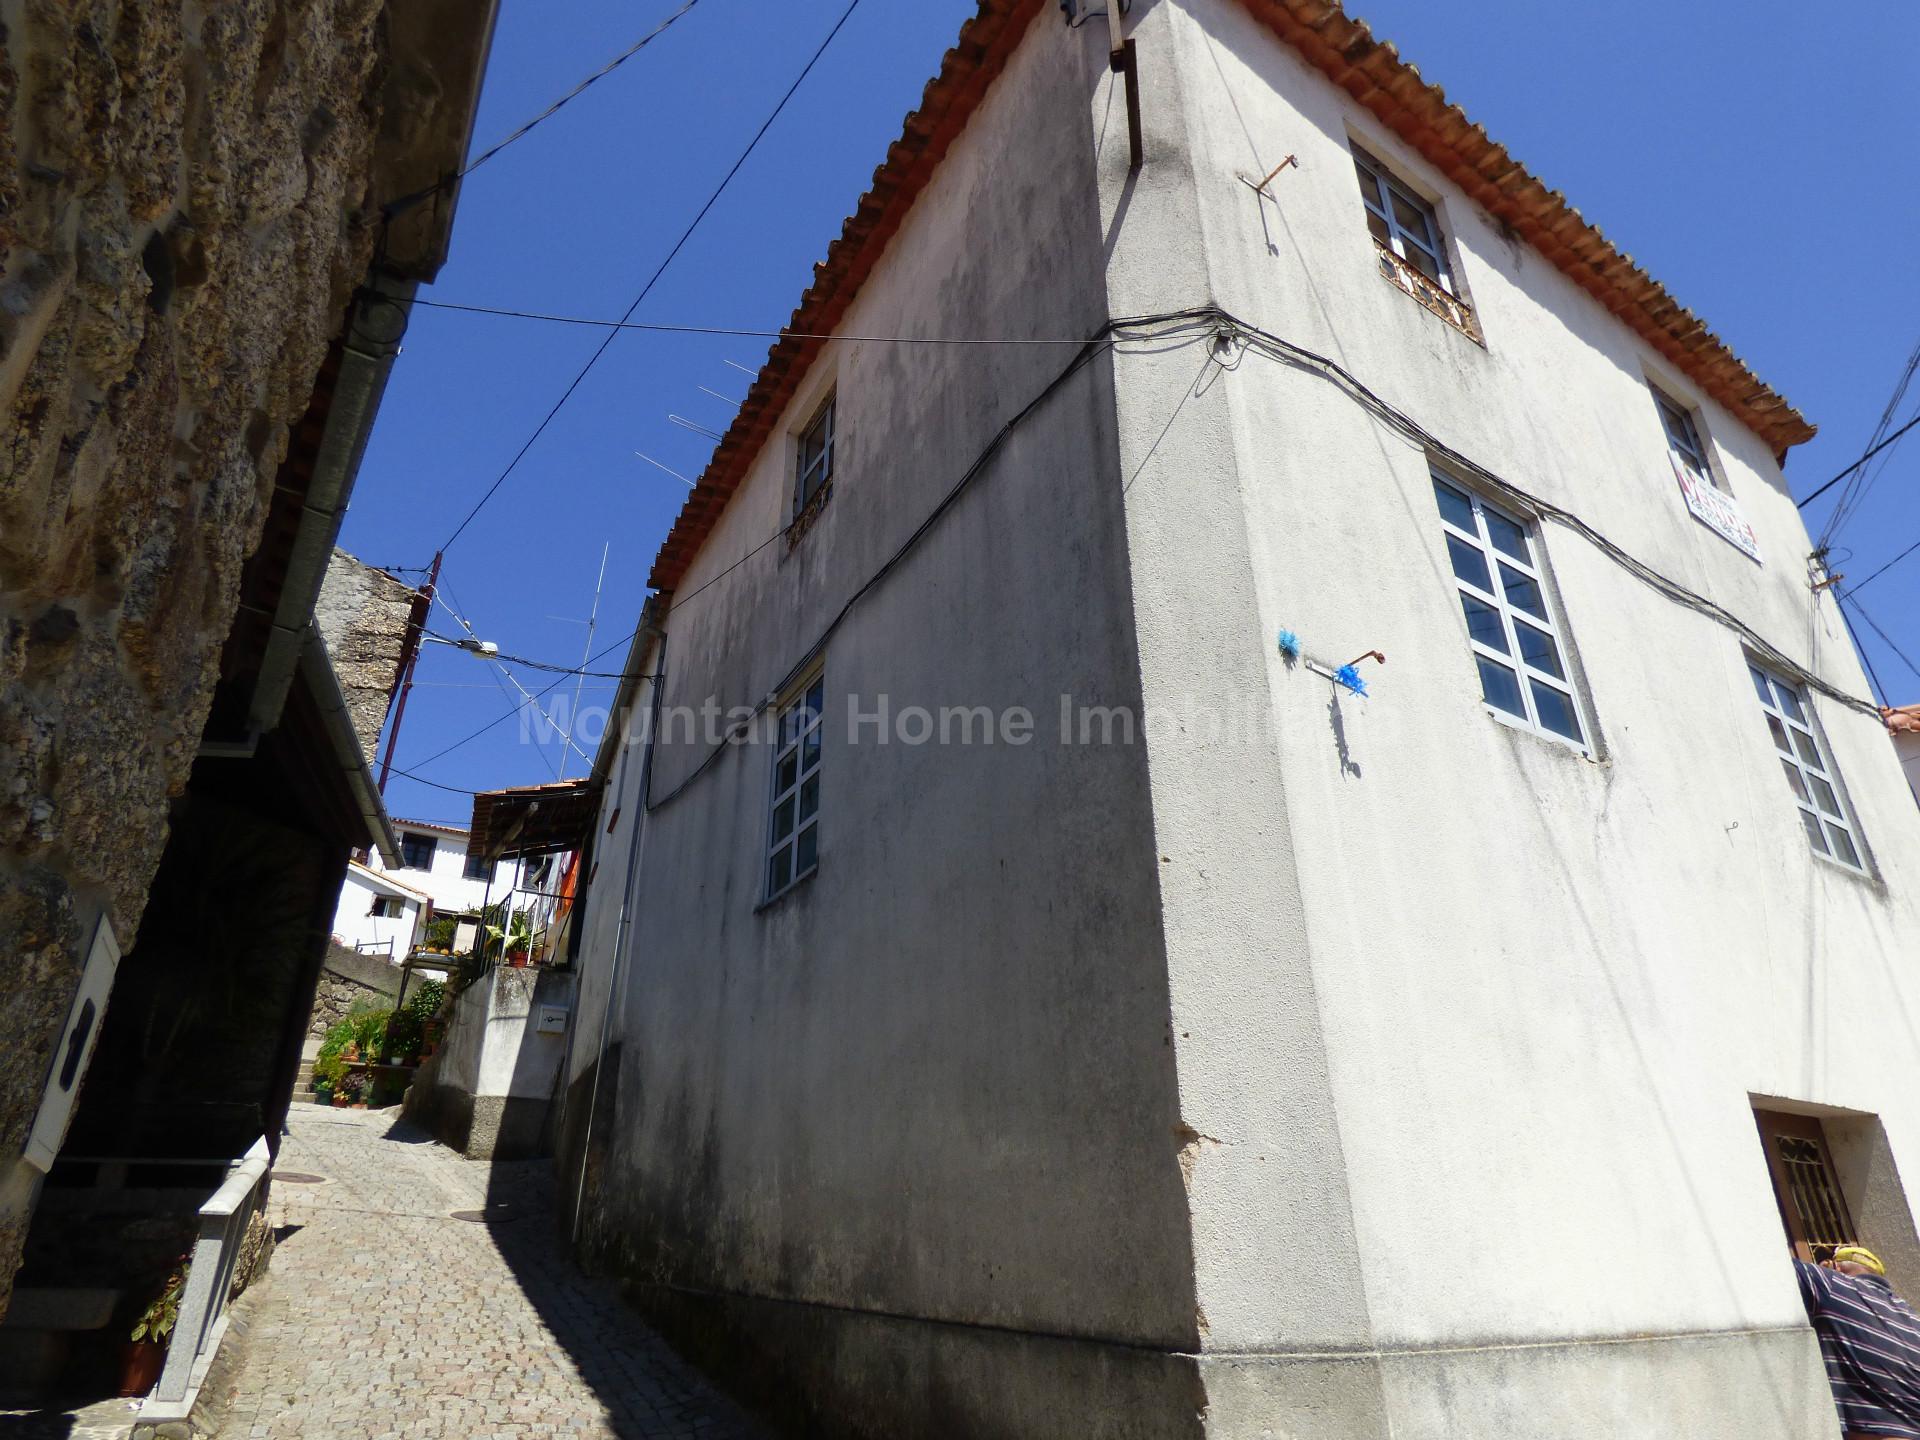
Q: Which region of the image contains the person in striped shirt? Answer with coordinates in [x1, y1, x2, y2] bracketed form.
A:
[1797, 1244, 1920, 1439]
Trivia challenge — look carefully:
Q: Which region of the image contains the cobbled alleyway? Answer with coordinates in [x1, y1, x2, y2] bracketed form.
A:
[207, 1106, 765, 1440]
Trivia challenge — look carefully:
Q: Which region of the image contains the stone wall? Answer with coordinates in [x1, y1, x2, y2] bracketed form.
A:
[305, 941, 402, 1040]
[0, 0, 396, 1315]
[313, 550, 415, 762]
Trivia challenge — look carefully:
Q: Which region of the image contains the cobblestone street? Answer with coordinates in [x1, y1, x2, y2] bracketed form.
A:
[208, 1107, 764, 1440]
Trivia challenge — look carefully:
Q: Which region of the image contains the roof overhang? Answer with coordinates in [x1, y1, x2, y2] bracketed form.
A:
[645, 0, 1814, 596]
[346, 858, 432, 901]
[467, 780, 600, 862]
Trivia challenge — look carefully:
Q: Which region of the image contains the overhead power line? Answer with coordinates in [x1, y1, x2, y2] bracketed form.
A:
[1816, 337, 1920, 545]
[396, 294, 1099, 346]
[1843, 594, 1920, 692]
[436, 0, 866, 556]
[1842, 534, 1920, 599]
[1798, 410, 1920, 511]
[385, 0, 705, 216]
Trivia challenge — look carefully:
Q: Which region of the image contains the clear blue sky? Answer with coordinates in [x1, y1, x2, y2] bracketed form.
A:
[344, 0, 1920, 825]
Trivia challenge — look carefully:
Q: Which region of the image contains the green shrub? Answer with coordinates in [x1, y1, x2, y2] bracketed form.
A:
[346, 991, 387, 1018]
[384, 1009, 424, 1061]
[424, 915, 456, 952]
[351, 1008, 390, 1062]
[406, 978, 446, 1022]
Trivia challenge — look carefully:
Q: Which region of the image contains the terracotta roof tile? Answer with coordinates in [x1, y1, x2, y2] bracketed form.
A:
[647, 0, 1813, 595]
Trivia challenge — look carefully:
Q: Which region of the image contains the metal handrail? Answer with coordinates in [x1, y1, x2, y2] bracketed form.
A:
[150, 1136, 272, 1404]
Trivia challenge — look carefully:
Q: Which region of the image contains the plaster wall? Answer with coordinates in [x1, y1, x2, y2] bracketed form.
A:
[1100, 0, 1920, 1430]
[328, 866, 423, 955]
[370, 822, 528, 917]
[573, 12, 1202, 1427]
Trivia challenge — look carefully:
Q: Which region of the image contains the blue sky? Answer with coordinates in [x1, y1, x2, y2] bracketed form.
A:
[345, 0, 1920, 824]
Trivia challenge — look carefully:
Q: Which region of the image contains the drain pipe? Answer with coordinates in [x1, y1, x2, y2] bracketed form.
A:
[568, 620, 667, 1251]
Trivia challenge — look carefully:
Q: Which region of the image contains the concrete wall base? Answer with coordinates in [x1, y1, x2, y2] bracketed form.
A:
[622, 1280, 1207, 1440]
[617, 1279, 1837, 1440]
[1198, 1324, 1835, 1440]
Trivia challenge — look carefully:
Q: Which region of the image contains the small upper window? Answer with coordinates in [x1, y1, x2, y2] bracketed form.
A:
[1749, 663, 1864, 870]
[368, 896, 403, 919]
[399, 833, 437, 870]
[795, 395, 835, 516]
[463, 851, 493, 882]
[1354, 147, 1453, 294]
[1432, 471, 1586, 749]
[1653, 388, 1716, 489]
[766, 676, 824, 901]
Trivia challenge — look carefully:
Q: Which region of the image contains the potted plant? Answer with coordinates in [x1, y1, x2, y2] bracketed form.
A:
[487, 911, 536, 967]
[122, 1263, 186, 1396]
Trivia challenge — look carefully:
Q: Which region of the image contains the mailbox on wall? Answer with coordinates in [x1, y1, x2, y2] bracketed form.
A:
[536, 1004, 569, 1035]
[25, 914, 120, 1171]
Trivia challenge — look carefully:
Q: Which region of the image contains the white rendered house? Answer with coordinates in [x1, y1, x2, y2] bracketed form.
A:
[328, 859, 430, 957]
[560, 4, 1920, 1437]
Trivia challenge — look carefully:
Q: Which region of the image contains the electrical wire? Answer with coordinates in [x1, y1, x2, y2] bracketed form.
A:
[1842, 594, 1920, 691]
[384, 0, 704, 217]
[1816, 337, 1920, 545]
[395, 294, 1102, 346]
[422, 631, 639, 678]
[436, 0, 865, 556]
[1798, 410, 1920, 511]
[1841, 533, 1920, 600]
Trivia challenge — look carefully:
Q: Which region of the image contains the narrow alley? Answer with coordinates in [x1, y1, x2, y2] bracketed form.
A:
[205, 1109, 762, 1440]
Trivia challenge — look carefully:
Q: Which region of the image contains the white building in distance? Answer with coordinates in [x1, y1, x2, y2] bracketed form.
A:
[561, 3, 1920, 1436]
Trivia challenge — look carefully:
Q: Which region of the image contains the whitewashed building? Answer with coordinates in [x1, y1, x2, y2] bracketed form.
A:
[560, 3, 1920, 1437]
[328, 859, 431, 957]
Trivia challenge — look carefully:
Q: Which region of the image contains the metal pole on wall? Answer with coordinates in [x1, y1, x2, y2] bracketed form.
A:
[378, 549, 441, 793]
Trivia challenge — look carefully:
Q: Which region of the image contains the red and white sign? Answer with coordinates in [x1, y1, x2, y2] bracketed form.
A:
[1673, 458, 1761, 563]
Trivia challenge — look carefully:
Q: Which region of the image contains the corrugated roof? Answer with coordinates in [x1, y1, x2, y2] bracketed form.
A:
[347, 858, 434, 901]
[467, 779, 599, 860]
[646, 0, 1812, 597]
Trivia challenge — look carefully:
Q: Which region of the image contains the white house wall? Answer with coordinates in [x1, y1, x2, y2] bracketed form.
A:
[329, 868, 423, 957]
[1101, 0, 1918, 1432]
[570, 13, 1209, 1431]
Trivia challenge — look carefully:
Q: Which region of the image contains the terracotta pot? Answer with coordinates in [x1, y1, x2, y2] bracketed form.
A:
[352, 1102, 367, 1110]
[118, 1340, 164, 1397]
[331, 1094, 350, 1108]
[507, 948, 529, 967]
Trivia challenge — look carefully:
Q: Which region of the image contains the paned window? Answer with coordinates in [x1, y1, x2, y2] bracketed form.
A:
[1432, 472, 1586, 748]
[400, 833, 437, 870]
[796, 396, 835, 515]
[1749, 663, 1864, 870]
[1354, 146, 1454, 293]
[766, 676, 824, 901]
[463, 851, 493, 882]
[369, 896, 403, 919]
[1654, 388, 1716, 488]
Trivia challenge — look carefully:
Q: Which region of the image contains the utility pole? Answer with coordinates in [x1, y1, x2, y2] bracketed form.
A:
[378, 549, 441, 793]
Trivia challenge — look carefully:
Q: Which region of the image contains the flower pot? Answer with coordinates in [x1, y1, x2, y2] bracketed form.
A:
[507, 948, 529, 967]
[313, 1087, 333, 1106]
[118, 1340, 164, 1397]
[331, 1093, 350, 1108]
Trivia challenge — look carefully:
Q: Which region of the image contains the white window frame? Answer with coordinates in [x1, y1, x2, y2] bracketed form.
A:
[1354, 145, 1455, 295]
[1749, 662, 1866, 871]
[1432, 470, 1589, 752]
[794, 394, 835, 517]
[1652, 386, 1718, 490]
[765, 674, 824, 901]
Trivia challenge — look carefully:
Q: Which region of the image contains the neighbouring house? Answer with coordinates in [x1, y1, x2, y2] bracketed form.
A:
[404, 781, 596, 1161]
[330, 858, 431, 958]
[359, 816, 544, 954]
[560, 3, 1920, 1437]
[0, 0, 498, 1415]
[1884, 705, 1920, 808]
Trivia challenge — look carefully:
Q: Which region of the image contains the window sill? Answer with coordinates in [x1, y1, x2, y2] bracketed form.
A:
[786, 481, 832, 553]
[1484, 704, 1593, 761]
[1809, 846, 1879, 891]
[756, 862, 819, 913]
[1374, 239, 1483, 346]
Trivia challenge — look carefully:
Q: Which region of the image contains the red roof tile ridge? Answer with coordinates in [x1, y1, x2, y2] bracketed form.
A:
[645, 0, 1813, 598]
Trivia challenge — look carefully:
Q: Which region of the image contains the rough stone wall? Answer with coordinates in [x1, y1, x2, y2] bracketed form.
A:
[0, 0, 394, 1314]
[305, 940, 401, 1039]
[314, 549, 414, 762]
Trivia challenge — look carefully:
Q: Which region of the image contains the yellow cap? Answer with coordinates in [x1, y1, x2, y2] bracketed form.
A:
[1835, 1246, 1887, 1277]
